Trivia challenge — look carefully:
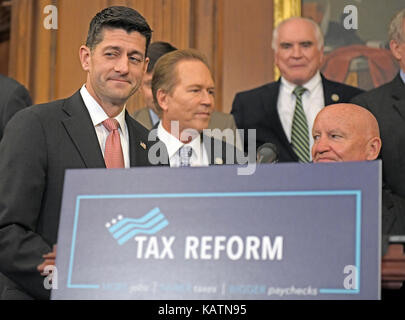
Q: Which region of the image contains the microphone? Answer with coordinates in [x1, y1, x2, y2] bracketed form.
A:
[256, 143, 278, 163]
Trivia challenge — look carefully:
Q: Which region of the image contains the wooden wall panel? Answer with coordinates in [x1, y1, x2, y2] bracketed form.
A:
[0, 40, 9, 75]
[8, 0, 34, 89]
[221, 0, 274, 113]
[8, 0, 276, 115]
[55, 0, 108, 103]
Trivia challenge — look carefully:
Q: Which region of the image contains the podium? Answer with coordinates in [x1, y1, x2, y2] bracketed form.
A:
[52, 161, 381, 299]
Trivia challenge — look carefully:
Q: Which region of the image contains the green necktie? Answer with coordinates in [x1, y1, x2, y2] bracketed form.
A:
[291, 86, 310, 163]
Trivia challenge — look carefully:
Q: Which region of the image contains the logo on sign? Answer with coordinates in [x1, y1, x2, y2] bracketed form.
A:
[106, 207, 169, 245]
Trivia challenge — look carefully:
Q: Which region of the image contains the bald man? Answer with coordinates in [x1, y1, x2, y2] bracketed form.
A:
[312, 103, 381, 162]
[312, 103, 405, 254]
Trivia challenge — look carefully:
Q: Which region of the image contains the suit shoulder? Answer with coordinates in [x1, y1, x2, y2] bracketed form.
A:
[0, 74, 26, 92]
[353, 80, 395, 100]
[126, 114, 150, 139]
[324, 77, 364, 94]
[351, 78, 398, 109]
[133, 107, 148, 117]
[235, 82, 277, 98]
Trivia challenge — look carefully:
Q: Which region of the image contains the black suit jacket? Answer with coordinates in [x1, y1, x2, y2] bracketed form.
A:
[231, 75, 364, 162]
[0, 91, 157, 300]
[382, 187, 405, 255]
[0, 74, 32, 141]
[148, 124, 244, 166]
[352, 74, 405, 199]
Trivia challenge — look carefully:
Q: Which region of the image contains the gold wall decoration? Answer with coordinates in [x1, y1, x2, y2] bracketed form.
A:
[273, 0, 301, 79]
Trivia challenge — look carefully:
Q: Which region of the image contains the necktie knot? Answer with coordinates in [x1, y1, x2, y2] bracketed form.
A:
[293, 86, 307, 98]
[179, 145, 192, 167]
[102, 118, 120, 132]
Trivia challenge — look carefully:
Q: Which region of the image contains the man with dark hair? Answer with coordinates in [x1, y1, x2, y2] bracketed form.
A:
[134, 41, 177, 128]
[0, 6, 154, 300]
[0, 74, 32, 141]
[135, 41, 242, 149]
[231, 17, 363, 161]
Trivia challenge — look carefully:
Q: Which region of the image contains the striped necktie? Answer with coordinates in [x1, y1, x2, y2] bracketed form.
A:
[179, 145, 192, 167]
[291, 86, 310, 163]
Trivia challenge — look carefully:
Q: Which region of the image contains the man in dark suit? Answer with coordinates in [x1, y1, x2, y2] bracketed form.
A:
[0, 74, 32, 140]
[134, 41, 243, 150]
[150, 48, 247, 169]
[0, 6, 155, 300]
[231, 17, 363, 162]
[312, 103, 405, 295]
[351, 8, 405, 200]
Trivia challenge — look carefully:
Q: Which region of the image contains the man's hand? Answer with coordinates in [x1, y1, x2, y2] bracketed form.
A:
[37, 245, 57, 276]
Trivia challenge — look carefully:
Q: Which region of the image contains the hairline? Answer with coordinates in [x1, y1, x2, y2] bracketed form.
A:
[272, 17, 324, 51]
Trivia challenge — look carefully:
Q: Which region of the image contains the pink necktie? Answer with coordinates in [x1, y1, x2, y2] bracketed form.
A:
[102, 118, 125, 168]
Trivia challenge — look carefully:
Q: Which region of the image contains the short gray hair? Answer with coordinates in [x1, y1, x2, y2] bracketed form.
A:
[388, 8, 405, 43]
[271, 17, 324, 51]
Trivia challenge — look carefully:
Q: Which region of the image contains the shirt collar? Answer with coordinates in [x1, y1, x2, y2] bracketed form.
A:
[149, 108, 160, 126]
[400, 69, 405, 85]
[80, 85, 126, 129]
[157, 121, 202, 159]
[281, 72, 322, 95]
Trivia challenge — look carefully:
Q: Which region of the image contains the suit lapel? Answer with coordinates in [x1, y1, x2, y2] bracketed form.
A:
[263, 80, 298, 161]
[61, 91, 105, 168]
[322, 75, 343, 105]
[126, 112, 151, 166]
[391, 74, 405, 122]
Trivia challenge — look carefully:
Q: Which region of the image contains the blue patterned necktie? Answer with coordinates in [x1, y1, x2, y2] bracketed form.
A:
[291, 86, 310, 163]
[179, 145, 192, 167]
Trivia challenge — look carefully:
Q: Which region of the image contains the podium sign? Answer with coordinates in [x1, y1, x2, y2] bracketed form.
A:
[52, 161, 381, 299]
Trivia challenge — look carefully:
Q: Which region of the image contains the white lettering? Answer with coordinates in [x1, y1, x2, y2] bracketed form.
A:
[43, 5, 58, 30]
[226, 236, 244, 260]
[245, 236, 260, 260]
[185, 236, 199, 259]
[213, 236, 226, 259]
[200, 236, 213, 259]
[262, 236, 283, 260]
[343, 5, 358, 30]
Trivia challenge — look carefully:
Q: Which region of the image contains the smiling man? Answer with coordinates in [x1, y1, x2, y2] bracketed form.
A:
[0, 6, 155, 300]
[312, 103, 405, 262]
[231, 17, 363, 162]
[151, 49, 241, 167]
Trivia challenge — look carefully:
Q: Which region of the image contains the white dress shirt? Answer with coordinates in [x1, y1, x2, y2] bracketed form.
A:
[277, 72, 324, 160]
[157, 121, 209, 167]
[80, 85, 130, 168]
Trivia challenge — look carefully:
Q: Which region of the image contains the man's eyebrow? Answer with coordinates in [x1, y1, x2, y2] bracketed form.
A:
[103, 46, 144, 57]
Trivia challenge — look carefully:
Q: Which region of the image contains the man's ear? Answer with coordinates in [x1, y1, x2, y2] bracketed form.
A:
[79, 45, 91, 72]
[366, 137, 382, 161]
[156, 88, 169, 112]
[389, 40, 402, 61]
[143, 57, 150, 75]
